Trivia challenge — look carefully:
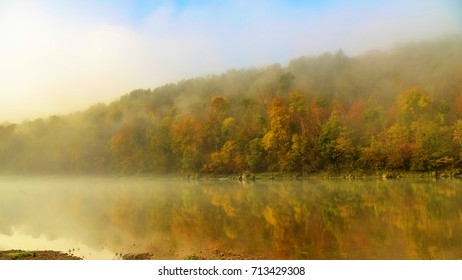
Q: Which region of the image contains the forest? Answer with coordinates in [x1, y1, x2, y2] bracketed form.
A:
[1, 36, 462, 176]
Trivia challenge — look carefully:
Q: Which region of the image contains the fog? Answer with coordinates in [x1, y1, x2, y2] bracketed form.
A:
[1, 176, 462, 259]
[0, 0, 461, 122]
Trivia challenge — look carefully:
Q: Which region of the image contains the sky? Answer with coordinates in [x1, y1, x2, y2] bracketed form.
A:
[0, 0, 461, 122]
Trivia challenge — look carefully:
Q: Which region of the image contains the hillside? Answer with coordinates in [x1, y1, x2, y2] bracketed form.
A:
[1, 36, 462, 175]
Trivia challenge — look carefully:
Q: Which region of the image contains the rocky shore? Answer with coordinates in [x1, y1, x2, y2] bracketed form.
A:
[0, 250, 81, 260]
[0, 248, 263, 260]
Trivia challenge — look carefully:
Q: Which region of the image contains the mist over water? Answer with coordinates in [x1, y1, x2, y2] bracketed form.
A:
[1, 176, 461, 260]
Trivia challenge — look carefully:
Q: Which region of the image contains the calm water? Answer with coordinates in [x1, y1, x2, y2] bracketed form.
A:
[0, 176, 461, 260]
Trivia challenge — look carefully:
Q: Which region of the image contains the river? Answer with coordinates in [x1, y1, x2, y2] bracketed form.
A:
[0, 176, 461, 259]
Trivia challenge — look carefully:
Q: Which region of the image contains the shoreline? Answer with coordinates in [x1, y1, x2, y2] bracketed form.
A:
[0, 249, 263, 260]
[0, 250, 81, 260]
[1, 168, 461, 181]
[191, 169, 462, 181]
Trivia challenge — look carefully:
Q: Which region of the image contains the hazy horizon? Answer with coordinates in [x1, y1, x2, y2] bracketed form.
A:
[1, 0, 461, 123]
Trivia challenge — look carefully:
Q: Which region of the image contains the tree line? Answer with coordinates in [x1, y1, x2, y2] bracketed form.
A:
[1, 36, 462, 175]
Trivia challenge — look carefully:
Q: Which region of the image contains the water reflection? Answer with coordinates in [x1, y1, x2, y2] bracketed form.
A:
[0, 176, 461, 259]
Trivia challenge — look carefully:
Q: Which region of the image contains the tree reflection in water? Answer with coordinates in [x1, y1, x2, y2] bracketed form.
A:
[0, 177, 461, 259]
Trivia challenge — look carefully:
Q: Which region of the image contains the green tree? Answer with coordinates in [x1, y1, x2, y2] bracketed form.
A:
[245, 138, 266, 172]
[317, 114, 342, 169]
[109, 119, 149, 173]
[204, 96, 230, 152]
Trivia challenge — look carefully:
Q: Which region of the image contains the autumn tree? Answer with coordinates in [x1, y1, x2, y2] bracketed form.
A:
[262, 96, 291, 171]
[398, 87, 453, 171]
[205, 140, 243, 174]
[171, 116, 204, 172]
